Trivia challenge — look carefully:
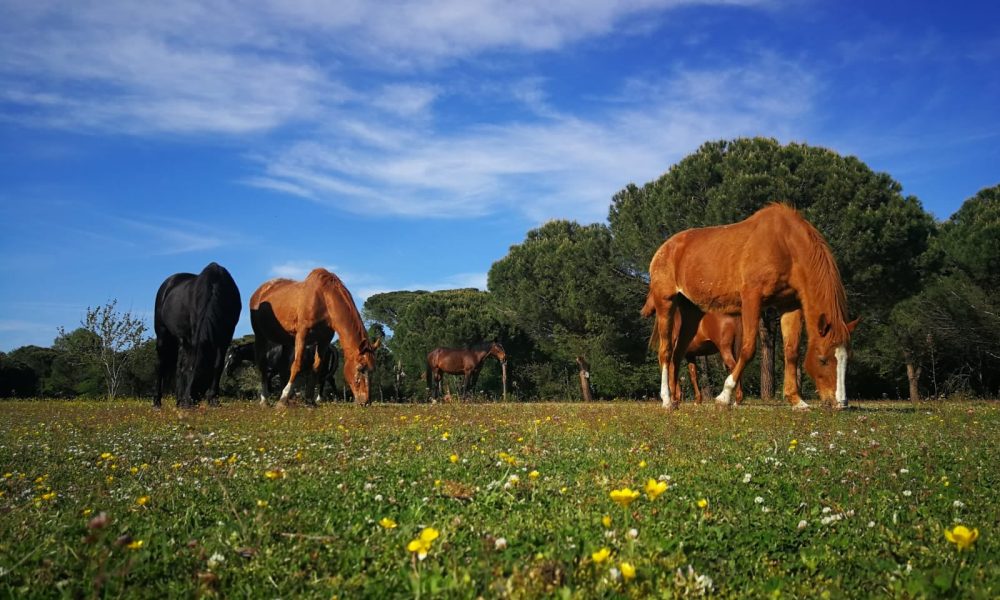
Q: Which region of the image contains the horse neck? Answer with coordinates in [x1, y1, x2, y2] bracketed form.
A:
[794, 234, 850, 345]
[319, 285, 368, 356]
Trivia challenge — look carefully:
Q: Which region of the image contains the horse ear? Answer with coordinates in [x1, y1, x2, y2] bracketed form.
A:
[371, 337, 382, 350]
[846, 317, 861, 333]
[817, 313, 831, 337]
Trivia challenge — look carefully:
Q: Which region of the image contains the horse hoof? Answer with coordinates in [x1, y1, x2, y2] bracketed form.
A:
[792, 400, 810, 410]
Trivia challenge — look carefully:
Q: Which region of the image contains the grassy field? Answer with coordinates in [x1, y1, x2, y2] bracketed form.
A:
[1, 399, 997, 598]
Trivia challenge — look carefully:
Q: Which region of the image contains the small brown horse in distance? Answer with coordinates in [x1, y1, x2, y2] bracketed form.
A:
[426, 342, 507, 401]
[643, 204, 858, 410]
[249, 268, 380, 406]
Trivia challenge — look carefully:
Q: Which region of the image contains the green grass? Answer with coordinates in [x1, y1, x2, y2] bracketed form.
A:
[1, 399, 997, 598]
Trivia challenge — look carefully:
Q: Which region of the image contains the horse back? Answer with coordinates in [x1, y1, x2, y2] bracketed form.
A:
[154, 272, 198, 340]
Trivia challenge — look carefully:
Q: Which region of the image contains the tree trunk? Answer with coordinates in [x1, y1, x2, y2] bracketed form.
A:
[903, 349, 921, 402]
[759, 315, 775, 400]
[576, 356, 593, 402]
[697, 356, 714, 399]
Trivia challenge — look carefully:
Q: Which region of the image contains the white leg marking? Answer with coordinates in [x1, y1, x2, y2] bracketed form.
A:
[792, 399, 810, 410]
[715, 374, 736, 405]
[660, 365, 670, 406]
[835, 345, 848, 408]
[280, 381, 293, 401]
[259, 393, 267, 405]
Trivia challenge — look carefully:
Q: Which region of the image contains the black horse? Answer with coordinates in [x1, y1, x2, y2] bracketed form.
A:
[223, 339, 339, 402]
[154, 263, 242, 408]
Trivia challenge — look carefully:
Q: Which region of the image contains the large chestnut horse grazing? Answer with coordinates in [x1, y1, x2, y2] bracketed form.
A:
[154, 262, 242, 408]
[643, 204, 858, 410]
[249, 268, 379, 406]
[426, 342, 507, 401]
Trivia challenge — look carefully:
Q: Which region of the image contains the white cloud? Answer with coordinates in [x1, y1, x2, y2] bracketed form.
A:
[254, 54, 816, 223]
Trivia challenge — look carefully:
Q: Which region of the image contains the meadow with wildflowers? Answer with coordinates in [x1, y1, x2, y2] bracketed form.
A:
[1, 400, 997, 598]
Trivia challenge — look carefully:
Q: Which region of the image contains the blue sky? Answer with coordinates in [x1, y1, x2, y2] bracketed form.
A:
[1, 0, 998, 351]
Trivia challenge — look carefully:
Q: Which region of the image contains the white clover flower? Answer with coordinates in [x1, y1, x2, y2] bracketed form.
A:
[797, 520, 808, 530]
[953, 500, 965, 508]
[207, 552, 225, 569]
[494, 537, 507, 550]
[902, 490, 912, 497]
[742, 473, 752, 484]
[899, 468, 909, 474]
[609, 567, 621, 581]
[627, 528, 639, 539]
[754, 496, 764, 504]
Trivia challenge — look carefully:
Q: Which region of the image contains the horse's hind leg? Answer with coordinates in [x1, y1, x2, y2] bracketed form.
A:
[671, 302, 702, 407]
[206, 346, 225, 407]
[254, 339, 272, 406]
[154, 336, 177, 408]
[687, 360, 702, 404]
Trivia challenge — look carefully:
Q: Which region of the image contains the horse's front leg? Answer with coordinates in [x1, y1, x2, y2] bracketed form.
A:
[780, 309, 807, 409]
[716, 294, 760, 406]
[279, 334, 306, 406]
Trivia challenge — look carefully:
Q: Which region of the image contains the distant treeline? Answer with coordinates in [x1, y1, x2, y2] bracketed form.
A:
[3, 138, 998, 401]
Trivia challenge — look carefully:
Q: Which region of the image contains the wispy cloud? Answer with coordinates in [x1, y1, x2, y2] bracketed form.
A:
[116, 216, 242, 255]
[254, 54, 816, 223]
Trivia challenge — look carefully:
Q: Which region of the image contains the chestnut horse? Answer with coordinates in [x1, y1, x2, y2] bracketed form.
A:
[426, 342, 507, 401]
[643, 204, 858, 410]
[249, 268, 379, 406]
[682, 310, 808, 405]
[682, 312, 743, 405]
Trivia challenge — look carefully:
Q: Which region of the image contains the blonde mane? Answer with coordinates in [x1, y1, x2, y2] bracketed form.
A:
[307, 268, 369, 349]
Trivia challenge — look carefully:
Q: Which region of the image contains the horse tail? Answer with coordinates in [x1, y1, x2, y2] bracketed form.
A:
[640, 290, 656, 318]
[641, 291, 658, 351]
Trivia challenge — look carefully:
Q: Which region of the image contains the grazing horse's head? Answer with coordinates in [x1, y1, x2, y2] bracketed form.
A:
[345, 337, 382, 404]
[804, 316, 860, 407]
[489, 341, 507, 365]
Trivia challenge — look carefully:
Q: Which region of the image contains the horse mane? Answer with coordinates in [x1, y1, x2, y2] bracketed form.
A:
[308, 268, 369, 349]
[770, 204, 850, 343]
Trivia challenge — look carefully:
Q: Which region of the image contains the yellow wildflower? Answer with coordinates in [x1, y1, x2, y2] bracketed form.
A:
[529, 470, 540, 480]
[126, 540, 144, 550]
[591, 547, 611, 563]
[264, 469, 286, 480]
[100, 452, 113, 460]
[406, 527, 439, 560]
[645, 478, 668, 500]
[620, 562, 636, 580]
[944, 525, 979, 551]
[639, 460, 647, 468]
[449, 454, 459, 464]
[610, 488, 640, 508]
[256, 499, 269, 508]
[40, 491, 56, 501]
[129, 467, 139, 474]
[697, 498, 709, 509]
[379, 517, 397, 529]
[136, 496, 150, 506]
[602, 515, 612, 528]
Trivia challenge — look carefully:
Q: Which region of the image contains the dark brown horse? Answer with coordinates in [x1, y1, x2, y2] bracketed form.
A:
[643, 204, 859, 410]
[426, 342, 507, 401]
[249, 268, 380, 406]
